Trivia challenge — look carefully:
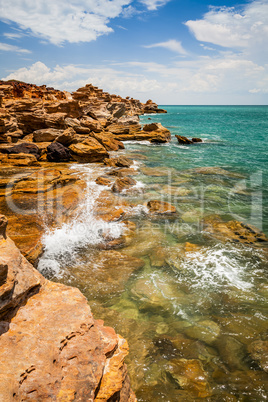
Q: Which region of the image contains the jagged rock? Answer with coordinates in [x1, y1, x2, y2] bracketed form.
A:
[69, 138, 109, 162]
[147, 200, 176, 214]
[175, 135, 193, 144]
[93, 131, 124, 151]
[65, 117, 91, 133]
[79, 116, 103, 132]
[47, 142, 71, 162]
[112, 177, 137, 193]
[33, 128, 63, 142]
[1, 142, 40, 159]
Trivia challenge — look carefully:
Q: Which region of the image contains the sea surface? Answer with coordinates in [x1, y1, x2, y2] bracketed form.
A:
[38, 106, 268, 401]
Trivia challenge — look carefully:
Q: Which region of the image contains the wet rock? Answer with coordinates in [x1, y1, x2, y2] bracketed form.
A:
[167, 358, 211, 398]
[184, 320, 221, 345]
[47, 141, 71, 162]
[147, 200, 176, 214]
[192, 137, 202, 143]
[0, 153, 39, 166]
[203, 216, 268, 245]
[112, 177, 137, 193]
[95, 176, 113, 186]
[175, 135, 193, 145]
[104, 156, 133, 168]
[248, 340, 268, 372]
[69, 137, 109, 162]
[107, 167, 138, 177]
[73, 250, 144, 296]
[215, 335, 247, 371]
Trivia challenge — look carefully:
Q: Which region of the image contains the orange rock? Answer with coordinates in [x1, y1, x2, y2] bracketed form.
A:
[95, 176, 113, 186]
[147, 200, 176, 214]
[69, 138, 109, 162]
[112, 177, 137, 193]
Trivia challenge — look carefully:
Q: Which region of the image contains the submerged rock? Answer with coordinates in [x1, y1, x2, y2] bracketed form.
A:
[147, 200, 176, 215]
[203, 216, 268, 246]
[248, 340, 268, 372]
[112, 177, 137, 193]
[167, 358, 211, 398]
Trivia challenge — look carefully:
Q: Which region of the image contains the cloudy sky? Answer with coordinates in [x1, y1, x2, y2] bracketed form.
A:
[0, 0, 267, 104]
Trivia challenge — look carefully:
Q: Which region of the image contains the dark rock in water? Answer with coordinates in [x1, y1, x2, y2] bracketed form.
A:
[175, 135, 193, 145]
[112, 177, 136, 193]
[192, 137, 202, 143]
[47, 141, 71, 162]
[2, 142, 40, 159]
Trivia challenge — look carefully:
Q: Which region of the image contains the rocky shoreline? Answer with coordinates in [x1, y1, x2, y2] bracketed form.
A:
[0, 80, 268, 401]
[0, 80, 171, 401]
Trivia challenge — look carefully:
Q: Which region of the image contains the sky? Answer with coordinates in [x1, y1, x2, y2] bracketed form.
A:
[0, 0, 267, 105]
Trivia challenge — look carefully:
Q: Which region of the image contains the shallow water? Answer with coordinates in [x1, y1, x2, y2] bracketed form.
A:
[38, 106, 268, 401]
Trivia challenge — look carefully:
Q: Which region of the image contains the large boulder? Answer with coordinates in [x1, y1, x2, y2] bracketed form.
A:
[33, 128, 63, 142]
[69, 137, 109, 162]
[47, 142, 71, 162]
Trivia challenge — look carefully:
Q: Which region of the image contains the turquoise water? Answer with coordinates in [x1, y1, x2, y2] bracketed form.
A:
[39, 106, 268, 401]
[138, 105, 268, 234]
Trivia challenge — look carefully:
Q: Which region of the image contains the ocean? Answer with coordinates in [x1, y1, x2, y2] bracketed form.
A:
[38, 106, 268, 401]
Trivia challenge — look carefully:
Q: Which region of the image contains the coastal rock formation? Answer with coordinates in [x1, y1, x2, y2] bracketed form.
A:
[0, 216, 136, 401]
[175, 135, 202, 145]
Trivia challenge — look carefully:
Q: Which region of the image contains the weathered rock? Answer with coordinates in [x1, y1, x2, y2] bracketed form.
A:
[0, 217, 136, 400]
[203, 216, 268, 245]
[1, 142, 40, 159]
[69, 138, 109, 162]
[107, 168, 138, 177]
[112, 177, 137, 193]
[175, 135, 193, 145]
[105, 156, 133, 168]
[93, 131, 124, 151]
[147, 200, 176, 214]
[0, 153, 39, 166]
[47, 141, 71, 162]
[167, 358, 211, 398]
[55, 127, 76, 146]
[95, 176, 113, 186]
[248, 340, 268, 372]
[33, 128, 63, 142]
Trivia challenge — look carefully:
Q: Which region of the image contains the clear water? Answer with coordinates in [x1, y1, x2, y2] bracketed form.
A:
[38, 106, 268, 401]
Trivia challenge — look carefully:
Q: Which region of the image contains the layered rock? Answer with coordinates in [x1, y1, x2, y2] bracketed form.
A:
[0, 215, 136, 401]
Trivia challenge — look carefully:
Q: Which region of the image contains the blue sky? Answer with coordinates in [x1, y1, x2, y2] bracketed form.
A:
[0, 0, 267, 104]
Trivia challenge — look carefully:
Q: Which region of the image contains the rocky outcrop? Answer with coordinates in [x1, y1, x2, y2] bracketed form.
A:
[175, 135, 202, 145]
[69, 138, 109, 162]
[0, 215, 136, 401]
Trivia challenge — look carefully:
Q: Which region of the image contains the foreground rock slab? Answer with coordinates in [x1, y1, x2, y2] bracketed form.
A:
[0, 216, 136, 401]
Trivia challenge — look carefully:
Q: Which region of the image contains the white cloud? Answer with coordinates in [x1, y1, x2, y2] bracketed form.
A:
[3, 32, 23, 40]
[139, 0, 170, 10]
[144, 39, 188, 55]
[0, 42, 31, 53]
[0, 0, 133, 45]
[185, 0, 268, 63]
[1, 61, 161, 96]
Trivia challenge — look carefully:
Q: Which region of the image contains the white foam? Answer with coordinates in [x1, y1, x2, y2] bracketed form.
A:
[37, 165, 124, 277]
[176, 244, 257, 291]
